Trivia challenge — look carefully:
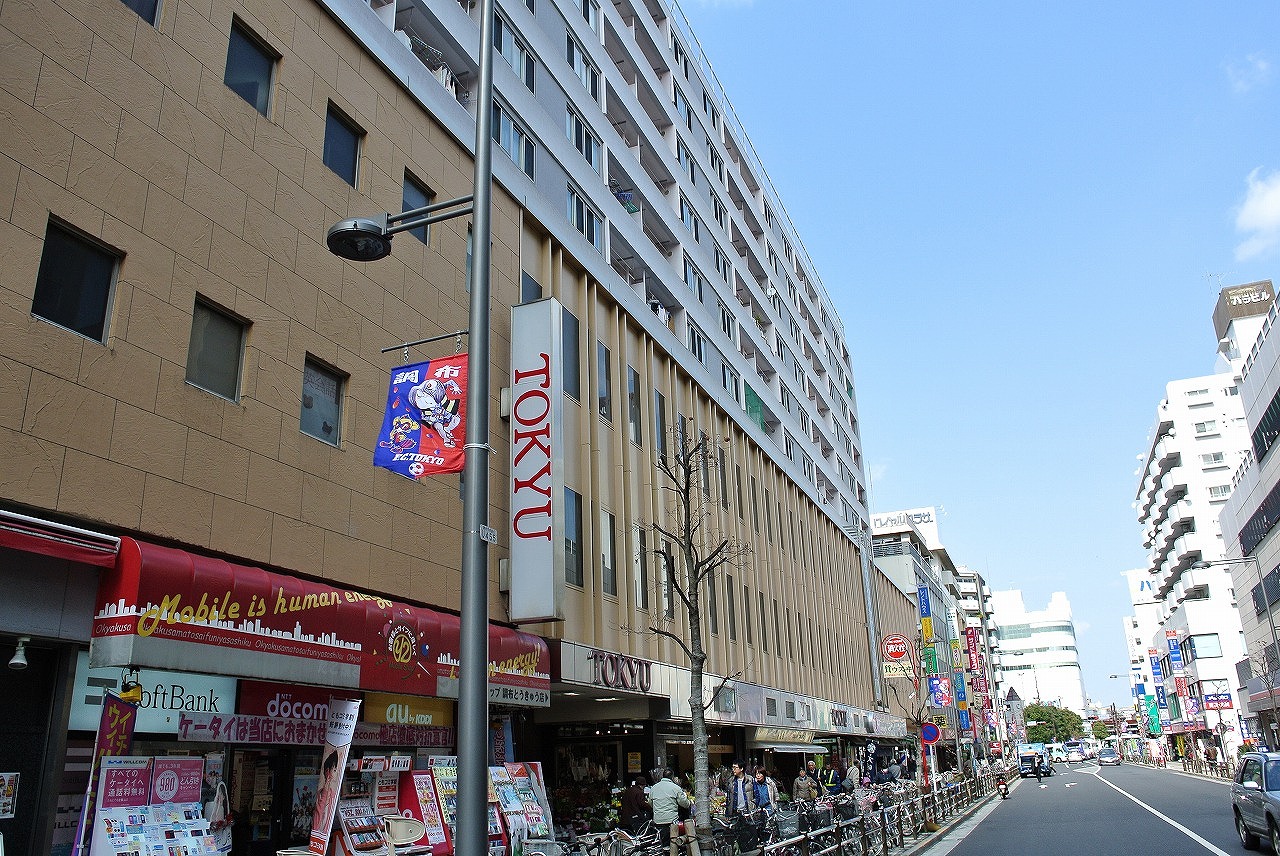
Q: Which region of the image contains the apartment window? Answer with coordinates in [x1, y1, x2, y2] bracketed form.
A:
[758, 592, 768, 651]
[802, 454, 814, 483]
[654, 389, 667, 460]
[779, 385, 793, 413]
[300, 358, 344, 445]
[683, 255, 706, 302]
[493, 102, 535, 178]
[1185, 388, 1209, 398]
[712, 196, 727, 229]
[567, 184, 604, 252]
[784, 433, 795, 463]
[224, 19, 275, 115]
[743, 586, 752, 646]
[786, 607, 794, 660]
[597, 341, 612, 421]
[735, 465, 744, 519]
[120, 0, 159, 24]
[714, 244, 730, 282]
[772, 599, 782, 655]
[567, 108, 601, 173]
[580, 0, 600, 32]
[636, 527, 650, 609]
[721, 364, 739, 404]
[32, 221, 119, 343]
[1195, 420, 1217, 434]
[1189, 633, 1222, 658]
[563, 308, 581, 399]
[707, 575, 718, 635]
[750, 477, 760, 530]
[566, 33, 599, 100]
[726, 573, 737, 640]
[763, 489, 773, 541]
[673, 86, 692, 130]
[494, 14, 535, 90]
[687, 324, 706, 364]
[662, 541, 675, 619]
[600, 510, 617, 595]
[719, 301, 736, 339]
[680, 196, 701, 241]
[564, 488, 584, 585]
[186, 298, 247, 401]
[402, 172, 435, 244]
[671, 36, 688, 78]
[678, 140, 697, 185]
[323, 103, 361, 186]
[707, 137, 724, 182]
[764, 203, 774, 229]
[1209, 484, 1231, 498]
[703, 92, 719, 129]
[627, 366, 642, 445]
[718, 446, 729, 509]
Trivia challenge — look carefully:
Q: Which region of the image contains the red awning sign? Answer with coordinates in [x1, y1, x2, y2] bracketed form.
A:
[91, 538, 549, 706]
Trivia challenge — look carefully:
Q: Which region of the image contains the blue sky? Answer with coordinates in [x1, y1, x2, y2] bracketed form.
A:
[675, 1, 1280, 708]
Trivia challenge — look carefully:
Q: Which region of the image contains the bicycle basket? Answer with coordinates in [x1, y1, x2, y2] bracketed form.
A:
[804, 807, 833, 830]
[775, 809, 799, 838]
[834, 801, 859, 821]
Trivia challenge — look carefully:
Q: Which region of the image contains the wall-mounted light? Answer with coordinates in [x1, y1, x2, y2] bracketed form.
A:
[119, 668, 143, 704]
[8, 637, 28, 670]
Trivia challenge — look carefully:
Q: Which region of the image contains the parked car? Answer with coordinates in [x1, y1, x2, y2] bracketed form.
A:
[1231, 751, 1280, 850]
[1097, 748, 1122, 766]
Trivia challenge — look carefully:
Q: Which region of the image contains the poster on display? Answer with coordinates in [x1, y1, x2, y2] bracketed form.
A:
[490, 767, 525, 816]
[89, 756, 220, 856]
[0, 772, 17, 820]
[373, 355, 469, 479]
[336, 798, 388, 856]
[374, 772, 401, 814]
[400, 771, 450, 855]
[504, 763, 551, 839]
[309, 698, 362, 856]
[428, 756, 459, 835]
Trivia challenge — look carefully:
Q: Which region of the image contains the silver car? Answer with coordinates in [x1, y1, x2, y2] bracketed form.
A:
[1231, 751, 1280, 850]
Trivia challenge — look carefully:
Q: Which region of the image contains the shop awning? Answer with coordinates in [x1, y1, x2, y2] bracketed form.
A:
[753, 743, 827, 754]
[90, 537, 550, 707]
[0, 510, 119, 567]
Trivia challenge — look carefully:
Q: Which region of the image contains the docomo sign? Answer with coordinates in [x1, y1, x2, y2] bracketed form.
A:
[509, 299, 566, 623]
[881, 634, 912, 663]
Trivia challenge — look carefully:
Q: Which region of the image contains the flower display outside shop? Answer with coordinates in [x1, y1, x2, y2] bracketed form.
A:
[551, 783, 620, 833]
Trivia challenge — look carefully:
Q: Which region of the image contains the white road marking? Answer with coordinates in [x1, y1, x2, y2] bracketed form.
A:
[1087, 769, 1233, 856]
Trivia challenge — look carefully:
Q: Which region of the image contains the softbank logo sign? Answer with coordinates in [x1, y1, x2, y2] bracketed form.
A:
[509, 299, 566, 624]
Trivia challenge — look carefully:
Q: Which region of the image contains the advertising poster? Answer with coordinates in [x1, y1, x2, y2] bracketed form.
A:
[401, 770, 450, 854]
[0, 772, 17, 820]
[75, 691, 139, 855]
[373, 355, 469, 479]
[308, 698, 362, 856]
[151, 758, 203, 805]
[428, 756, 459, 835]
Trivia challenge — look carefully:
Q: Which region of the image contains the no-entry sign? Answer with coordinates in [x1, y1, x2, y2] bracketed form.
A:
[881, 634, 911, 662]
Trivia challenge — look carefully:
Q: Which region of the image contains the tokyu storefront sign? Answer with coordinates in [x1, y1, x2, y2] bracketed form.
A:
[509, 299, 567, 622]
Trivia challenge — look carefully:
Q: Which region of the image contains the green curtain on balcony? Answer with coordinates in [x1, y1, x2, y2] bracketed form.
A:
[744, 382, 766, 432]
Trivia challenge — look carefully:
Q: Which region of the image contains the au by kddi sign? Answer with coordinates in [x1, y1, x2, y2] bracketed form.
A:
[509, 299, 567, 622]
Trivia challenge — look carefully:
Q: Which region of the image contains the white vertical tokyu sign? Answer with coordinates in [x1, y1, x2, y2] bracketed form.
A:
[509, 299, 566, 622]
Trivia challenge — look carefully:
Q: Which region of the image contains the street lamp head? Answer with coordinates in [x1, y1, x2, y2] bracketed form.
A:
[327, 216, 392, 261]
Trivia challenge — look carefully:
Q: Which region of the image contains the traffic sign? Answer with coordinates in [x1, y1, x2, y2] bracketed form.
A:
[881, 634, 911, 662]
[921, 723, 941, 745]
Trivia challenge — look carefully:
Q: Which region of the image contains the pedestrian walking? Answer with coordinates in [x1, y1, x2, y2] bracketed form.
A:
[792, 766, 822, 803]
[649, 769, 700, 856]
[725, 761, 756, 817]
[751, 767, 778, 812]
[819, 761, 843, 795]
[1033, 754, 1043, 783]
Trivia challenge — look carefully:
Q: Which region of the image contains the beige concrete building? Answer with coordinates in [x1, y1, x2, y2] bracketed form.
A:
[0, 0, 899, 851]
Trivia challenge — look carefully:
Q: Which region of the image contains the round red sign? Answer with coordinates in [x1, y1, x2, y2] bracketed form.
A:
[881, 634, 911, 662]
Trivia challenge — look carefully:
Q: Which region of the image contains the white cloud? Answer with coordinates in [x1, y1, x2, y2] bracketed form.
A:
[1226, 52, 1272, 94]
[1235, 168, 1280, 261]
[1075, 620, 1091, 635]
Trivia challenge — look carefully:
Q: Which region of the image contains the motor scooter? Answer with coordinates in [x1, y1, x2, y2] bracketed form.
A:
[996, 775, 1009, 799]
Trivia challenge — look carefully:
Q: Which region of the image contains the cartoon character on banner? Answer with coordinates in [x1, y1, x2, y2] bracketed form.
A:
[379, 414, 421, 454]
[408, 378, 463, 448]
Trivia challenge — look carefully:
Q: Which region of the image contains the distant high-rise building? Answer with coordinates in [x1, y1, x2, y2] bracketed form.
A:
[990, 590, 1087, 716]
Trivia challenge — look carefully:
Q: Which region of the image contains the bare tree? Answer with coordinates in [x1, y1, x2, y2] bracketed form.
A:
[1249, 649, 1280, 743]
[641, 426, 751, 838]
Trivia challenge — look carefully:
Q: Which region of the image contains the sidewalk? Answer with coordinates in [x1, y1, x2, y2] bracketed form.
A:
[895, 787, 999, 856]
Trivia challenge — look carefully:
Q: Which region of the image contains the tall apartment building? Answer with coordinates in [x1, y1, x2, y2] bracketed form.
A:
[1130, 281, 1270, 758]
[989, 590, 1086, 717]
[0, 0, 890, 849]
[1218, 283, 1280, 748]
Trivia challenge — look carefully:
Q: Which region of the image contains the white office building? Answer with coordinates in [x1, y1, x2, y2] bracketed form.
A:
[1131, 281, 1269, 755]
[990, 590, 1087, 717]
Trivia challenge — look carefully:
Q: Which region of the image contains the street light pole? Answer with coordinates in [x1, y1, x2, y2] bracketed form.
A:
[326, 6, 497, 856]
[1195, 556, 1280, 748]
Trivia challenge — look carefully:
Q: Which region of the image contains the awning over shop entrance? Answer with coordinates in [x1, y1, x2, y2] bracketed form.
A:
[90, 537, 550, 706]
[753, 743, 827, 754]
[0, 509, 119, 567]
